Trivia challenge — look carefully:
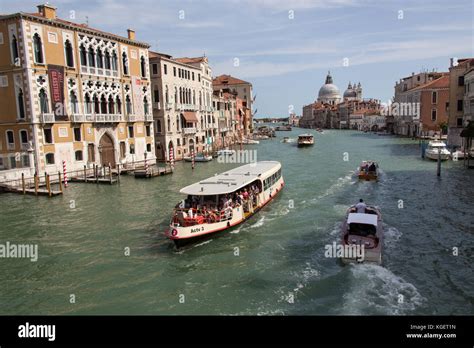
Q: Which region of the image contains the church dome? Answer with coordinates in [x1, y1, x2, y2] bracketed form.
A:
[318, 72, 341, 102]
[343, 82, 357, 98]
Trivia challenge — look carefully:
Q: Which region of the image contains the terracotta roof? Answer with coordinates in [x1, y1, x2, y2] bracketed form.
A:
[411, 75, 449, 91]
[174, 57, 207, 64]
[213, 74, 251, 86]
[1, 11, 149, 47]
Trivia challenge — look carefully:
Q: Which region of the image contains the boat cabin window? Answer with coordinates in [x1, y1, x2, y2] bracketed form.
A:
[263, 169, 282, 191]
[348, 223, 376, 237]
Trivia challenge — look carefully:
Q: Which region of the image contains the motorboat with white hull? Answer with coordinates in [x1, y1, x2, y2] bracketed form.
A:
[341, 205, 383, 265]
[297, 134, 314, 147]
[425, 141, 450, 161]
[166, 161, 284, 247]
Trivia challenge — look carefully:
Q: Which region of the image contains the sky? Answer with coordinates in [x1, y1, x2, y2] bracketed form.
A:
[2, 0, 473, 117]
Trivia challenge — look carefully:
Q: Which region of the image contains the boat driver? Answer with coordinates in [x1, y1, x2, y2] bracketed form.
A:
[355, 199, 367, 213]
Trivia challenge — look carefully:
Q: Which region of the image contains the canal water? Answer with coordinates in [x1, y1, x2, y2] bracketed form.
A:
[0, 130, 473, 315]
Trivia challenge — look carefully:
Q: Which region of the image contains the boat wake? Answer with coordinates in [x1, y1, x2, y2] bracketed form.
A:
[250, 216, 266, 228]
[342, 263, 424, 315]
[384, 226, 403, 248]
[314, 173, 355, 201]
[278, 262, 321, 305]
[229, 228, 241, 234]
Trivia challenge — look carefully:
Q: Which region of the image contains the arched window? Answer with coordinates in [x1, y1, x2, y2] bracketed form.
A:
[111, 51, 118, 71]
[93, 95, 100, 114]
[100, 95, 107, 114]
[193, 90, 196, 105]
[33, 33, 43, 64]
[143, 96, 149, 115]
[122, 52, 129, 75]
[11, 35, 19, 63]
[70, 91, 78, 114]
[125, 95, 132, 115]
[116, 96, 122, 114]
[104, 50, 111, 70]
[176, 115, 180, 131]
[88, 47, 96, 67]
[18, 88, 26, 119]
[174, 87, 178, 104]
[156, 119, 162, 133]
[108, 95, 115, 114]
[96, 49, 103, 69]
[84, 93, 92, 114]
[80, 45, 87, 66]
[140, 56, 146, 78]
[65, 40, 74, 67]
[199, 91, 202, 106]
[167, 116, 170, 131]
[165, 86, 169, 103]
[39, 88, 49, 114]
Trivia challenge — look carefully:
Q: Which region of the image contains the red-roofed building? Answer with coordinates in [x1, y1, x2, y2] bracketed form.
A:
[213, 74, 253, 134]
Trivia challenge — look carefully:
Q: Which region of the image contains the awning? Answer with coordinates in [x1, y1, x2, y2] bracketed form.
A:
[182, 111, 198, 123]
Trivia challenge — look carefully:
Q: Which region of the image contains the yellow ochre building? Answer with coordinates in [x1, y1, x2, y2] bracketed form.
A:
[0, 3, 154, 181]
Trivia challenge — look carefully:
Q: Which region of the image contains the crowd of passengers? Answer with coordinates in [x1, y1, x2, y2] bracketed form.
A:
[175, 184, 262, 225]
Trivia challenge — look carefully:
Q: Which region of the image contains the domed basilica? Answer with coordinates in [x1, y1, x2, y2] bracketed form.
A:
[317, 71, 362, 105]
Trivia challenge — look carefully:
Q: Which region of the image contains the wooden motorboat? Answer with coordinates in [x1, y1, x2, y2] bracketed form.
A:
[358, 161, 378, 181]
[341, 205, 383, 265]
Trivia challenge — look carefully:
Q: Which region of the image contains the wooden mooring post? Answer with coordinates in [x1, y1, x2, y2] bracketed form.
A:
[34, 173, 38, 196]
[21, 173, 25, 195]
[58, 171, 63, 193]
[108, 163, 112, 184]
[46, 174, 51, 197]
[83, 165, 87, 182]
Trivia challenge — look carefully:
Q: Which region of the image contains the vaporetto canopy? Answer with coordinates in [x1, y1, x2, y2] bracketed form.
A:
[179, 161, 281, 196]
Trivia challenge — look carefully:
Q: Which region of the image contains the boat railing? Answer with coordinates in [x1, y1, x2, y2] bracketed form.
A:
[171, 206, 235, 227]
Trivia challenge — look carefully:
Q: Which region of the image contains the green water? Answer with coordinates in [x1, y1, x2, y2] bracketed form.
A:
[0, 130, 473, 315]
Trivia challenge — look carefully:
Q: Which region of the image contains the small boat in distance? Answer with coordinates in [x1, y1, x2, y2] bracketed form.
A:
[341, 205, 383, 265]
[166, 161, 284, 247]
[425, 141, 450, 161]
[297, 134, 314, 147]
[275, 125, 292, 131]
[358, 161, 378, 181]
[184, 153, 213, 162]
[282, 137, 291, 143]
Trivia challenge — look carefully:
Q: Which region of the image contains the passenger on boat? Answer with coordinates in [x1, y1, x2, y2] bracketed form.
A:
[369, 162, 376, 172]
[355, 199, 367, 213]
[188, 207, 194, 219]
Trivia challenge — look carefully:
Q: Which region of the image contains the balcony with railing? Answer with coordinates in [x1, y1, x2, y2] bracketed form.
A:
[153, 102, 161, 110]
[71, 114, 85, 123]
[81, 65, 119, 78]
[127, 114, 144, 122]
[175, 104, 198, 111]
[145, 114, 154, 122]
[95, 114, 123, 123]
[182, 127, 197, 135]
[165, 102, 173, 110]
[40, 113, 55, 124]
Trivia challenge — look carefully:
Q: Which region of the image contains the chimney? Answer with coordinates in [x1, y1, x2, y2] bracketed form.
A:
[37, 3, 57, 20]
[127, 29, 136, 41]
[450, 58, 454, 68]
